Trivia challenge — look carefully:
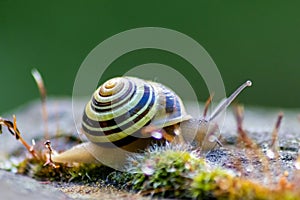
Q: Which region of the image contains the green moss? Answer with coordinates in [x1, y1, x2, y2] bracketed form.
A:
[17, 158, 114, 183]
[106, 171, 134, 190]
[125, 144, 209, 198]
[191, 168, 300, 200]
[122, 144, 300, 200]
[191, 169, 230, 199]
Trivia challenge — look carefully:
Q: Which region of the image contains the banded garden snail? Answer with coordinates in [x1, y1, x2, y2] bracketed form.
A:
[52, 77, 252, 170]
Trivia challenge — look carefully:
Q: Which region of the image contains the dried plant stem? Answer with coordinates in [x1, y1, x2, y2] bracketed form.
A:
[203, 93, 214, 119]
[270, 112, 283, 153]
[233, 105, 271, 181]
[44, 140, 59, 168]
[0, 115, 38, 158]
[233, 105, 254, 148]
[31, 68, 49, 139]
[270, 113, 284, 177]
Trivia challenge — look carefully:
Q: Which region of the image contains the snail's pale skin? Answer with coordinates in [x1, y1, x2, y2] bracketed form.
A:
[52, 121, 216, 170]
[52, 77, 251, 170]
[52, 120, 215, 169]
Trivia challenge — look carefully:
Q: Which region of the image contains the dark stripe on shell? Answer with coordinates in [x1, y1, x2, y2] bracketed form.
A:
[165, 91, 175, 113]
[94, 134, 139, 148]
[82, 120, 152, 148]
[164, 88, 182, 118]
[82, 84, 155, 137]
[92, 85, 136, 112]
[92, 81, 134, 108]
[173, 98, 182, 117]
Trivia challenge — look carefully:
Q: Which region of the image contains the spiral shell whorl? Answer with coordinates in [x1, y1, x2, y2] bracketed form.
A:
[82, 77, 191, 148]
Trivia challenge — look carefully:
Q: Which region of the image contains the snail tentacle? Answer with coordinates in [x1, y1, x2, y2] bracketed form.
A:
[208, 80, 252, 121]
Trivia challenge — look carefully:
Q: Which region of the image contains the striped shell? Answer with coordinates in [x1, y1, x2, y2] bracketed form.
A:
[82, 77, 191, 148]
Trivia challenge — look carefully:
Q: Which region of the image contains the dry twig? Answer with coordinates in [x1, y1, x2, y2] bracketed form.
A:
[43, 140, 59, 168]
[0, 115, 37, 158]
[203, 93, 214, 119]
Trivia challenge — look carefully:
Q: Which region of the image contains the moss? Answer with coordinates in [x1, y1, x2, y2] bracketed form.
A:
[191, 169, 230, 199]
[106, 171, 134, 190]
[17, 157, 114, 183]
[121, 144, 300, 200]
[191, 168, 300, 200]
[124, 144, 209, 198]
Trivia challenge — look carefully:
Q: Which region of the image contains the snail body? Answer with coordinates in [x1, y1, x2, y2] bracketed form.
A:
[52, 77, 251, 170]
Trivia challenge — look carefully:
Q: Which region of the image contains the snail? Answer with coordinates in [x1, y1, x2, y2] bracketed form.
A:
[52, 77, 252, 170]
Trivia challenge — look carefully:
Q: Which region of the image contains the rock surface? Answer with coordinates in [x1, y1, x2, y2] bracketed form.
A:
[0, 98, 300, 199]
[0, 170, 69, 200]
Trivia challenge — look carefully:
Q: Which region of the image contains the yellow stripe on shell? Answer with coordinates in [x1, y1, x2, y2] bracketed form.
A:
[83, 85, 156, 132]
[86, 80, 146, 122]
[82, 94, 158, 143]
[92, 84, 135, 111]
[93, 77, 129, 104]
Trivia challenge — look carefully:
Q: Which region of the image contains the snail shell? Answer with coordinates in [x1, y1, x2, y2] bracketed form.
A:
[52, 77, 251, 170]
[81, 76, 191, 149]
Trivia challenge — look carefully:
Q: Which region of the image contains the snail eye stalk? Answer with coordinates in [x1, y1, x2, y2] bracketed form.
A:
[209, 80, 252, 121]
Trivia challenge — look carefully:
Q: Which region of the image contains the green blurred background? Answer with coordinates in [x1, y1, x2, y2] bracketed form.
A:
[1, 1, 300, 113]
